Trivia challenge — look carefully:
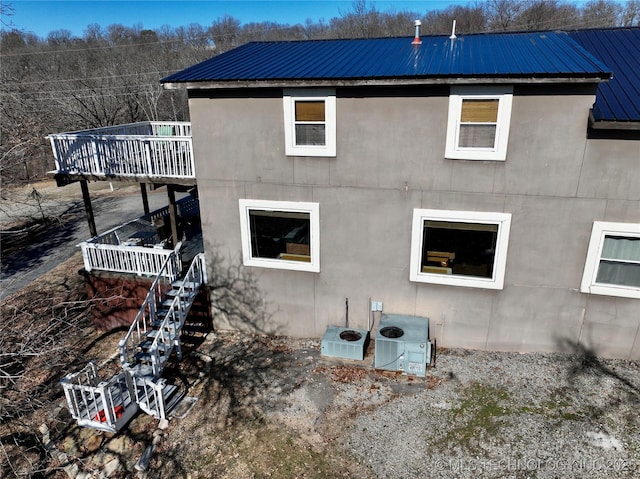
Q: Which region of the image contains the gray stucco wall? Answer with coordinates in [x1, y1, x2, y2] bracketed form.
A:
[189, 85, 640, 359]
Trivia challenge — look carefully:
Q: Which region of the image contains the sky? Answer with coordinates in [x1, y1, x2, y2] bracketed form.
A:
[3, 0, 474, 38]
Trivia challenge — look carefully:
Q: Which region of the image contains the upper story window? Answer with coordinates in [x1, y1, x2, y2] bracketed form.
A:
[239, 199, 320, 273]
[580, 221, 640, 299]
[409, 209, 512, 290]
[283, 89, 336, 157]
[445, 86, 513, 161]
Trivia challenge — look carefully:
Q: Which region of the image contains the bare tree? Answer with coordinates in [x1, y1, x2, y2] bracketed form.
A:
[423, 3, 487, 34]
[581, 0, 623, 27]
[241, 21, 304, 42]
[46, 28, 73, 45]
[173, 22, 215, 50]
[485, 0, 524, 31]
[0, 1, 15, 29]
[517, 0, 580, 31]
[0, 31, 58, 182]
[209, 14, 241, 52]
[330, 0, 383, 38]
[302, 17, 332, 40]
[621, 0, 640, 26]
[381, 10, 424, 36]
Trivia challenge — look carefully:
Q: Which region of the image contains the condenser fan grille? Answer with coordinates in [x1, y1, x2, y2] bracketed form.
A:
[339, 330, 363, 341]
[380, 326, 404, 338]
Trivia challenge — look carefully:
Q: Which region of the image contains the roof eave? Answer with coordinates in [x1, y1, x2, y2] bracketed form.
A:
[589, 110, 640, 131]
[162, 74, 609, 91]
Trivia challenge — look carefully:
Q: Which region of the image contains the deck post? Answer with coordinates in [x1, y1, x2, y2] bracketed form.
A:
[140, 183, 150, 215]
[167, 185, 179, 247]
[80, 180, 97, 237]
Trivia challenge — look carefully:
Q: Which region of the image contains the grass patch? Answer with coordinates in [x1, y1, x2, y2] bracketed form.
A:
[239, 425, 332, 478]
[520, 400, 579, 420]
[181, 419, 366, 479]
[442, 383, 512, 452]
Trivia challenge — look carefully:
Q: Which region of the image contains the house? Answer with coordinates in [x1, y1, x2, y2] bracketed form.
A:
[48, 28, 639, 364]
[49, 26, 639, 431]
[158, 27, 639, 359]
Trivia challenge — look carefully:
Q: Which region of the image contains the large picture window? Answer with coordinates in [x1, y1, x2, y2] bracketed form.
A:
[581, 222, 640, 299]
[410, 209, 512, 289]
[445, 86, 513, 161]
[283, 89, 336, 157]
[239, 199, 320, 272]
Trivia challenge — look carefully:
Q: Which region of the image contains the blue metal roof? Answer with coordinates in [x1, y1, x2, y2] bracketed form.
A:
[568, 28, 640, 123]
[162, 31, 610, 84]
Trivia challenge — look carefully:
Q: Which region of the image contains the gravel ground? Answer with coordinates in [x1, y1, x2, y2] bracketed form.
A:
[333, 348, 639, 479]
[13, 326, 640, 479]
[152, 330, 640, 479]
[252, 338, 640, 479]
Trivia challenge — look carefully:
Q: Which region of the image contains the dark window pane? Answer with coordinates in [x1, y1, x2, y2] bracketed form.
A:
[421, 221, 498, 278]
[596, 261, 640, 287]
[249, 210, 310, 262]
[459, 124, 496, 148]
[295, 124, 325, 146]
[601, 236, 640, 261]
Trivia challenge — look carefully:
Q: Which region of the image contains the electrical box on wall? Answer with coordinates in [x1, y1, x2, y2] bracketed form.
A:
[371, 301, 383, 312]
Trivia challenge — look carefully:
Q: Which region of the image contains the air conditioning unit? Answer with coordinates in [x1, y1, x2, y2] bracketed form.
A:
[321, 326, 370, 361]
[374, 314, 431, 377]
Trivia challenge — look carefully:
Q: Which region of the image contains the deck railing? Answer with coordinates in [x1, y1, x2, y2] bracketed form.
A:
[79, 242, 182, 280]
[60, 362, 139, 433]
[48, 121, 194, 179]
[78, 195, 199, 278]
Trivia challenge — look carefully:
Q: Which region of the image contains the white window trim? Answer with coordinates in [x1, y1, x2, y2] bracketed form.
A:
[239, 199, 320, 273]
[445, 85, 513, 161]
[580, 221, 640, 299]
[283, 88, 336, 157]
[409, 209, 512, 290]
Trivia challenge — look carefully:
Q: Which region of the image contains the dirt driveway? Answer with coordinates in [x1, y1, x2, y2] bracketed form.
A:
[0, 180, 169, 299]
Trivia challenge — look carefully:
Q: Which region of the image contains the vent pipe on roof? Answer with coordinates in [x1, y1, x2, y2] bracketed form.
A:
[449, 20, 457, 40]
[412, 19, 422, 45]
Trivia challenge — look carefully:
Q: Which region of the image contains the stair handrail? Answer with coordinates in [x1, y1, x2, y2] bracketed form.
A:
[146, 296, 181, 378]
[60, 361, 99, 420]
[134, 376, 168, 420]
[118, 250, 180, 369]
[143, 253, 207, 378]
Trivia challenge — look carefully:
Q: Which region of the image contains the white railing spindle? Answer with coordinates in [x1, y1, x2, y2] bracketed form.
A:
[48, 121, 193, 180]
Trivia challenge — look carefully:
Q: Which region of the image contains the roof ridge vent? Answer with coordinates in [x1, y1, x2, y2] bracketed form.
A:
[412, 19, 422, 45]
